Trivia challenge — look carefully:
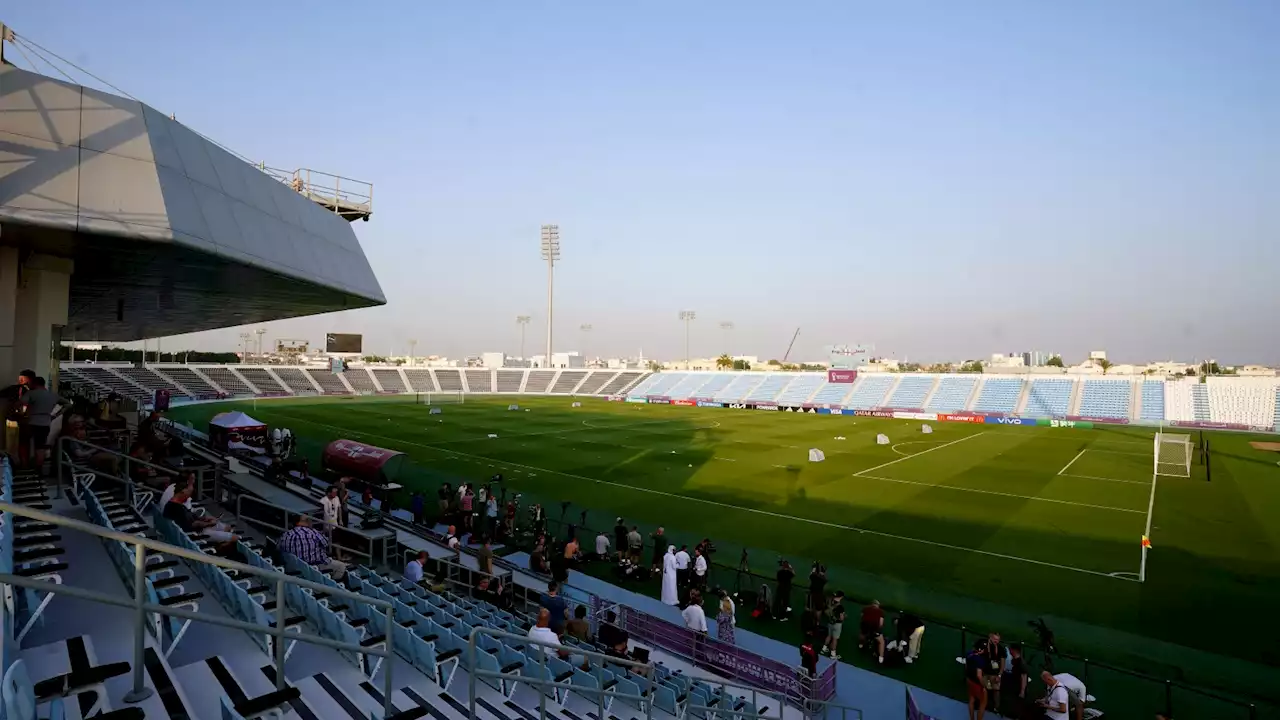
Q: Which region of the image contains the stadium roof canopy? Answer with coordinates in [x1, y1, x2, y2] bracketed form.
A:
[0, 62, 386, 342]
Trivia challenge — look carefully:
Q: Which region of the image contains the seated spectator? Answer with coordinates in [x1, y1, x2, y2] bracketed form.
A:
[67, 426, 119, 474]
[128, 442, 164, 489]
[565, 605, 591, 642]
[528, 609, 582, 666]
[279, 515, 347, 580]
[597, 610, 629, 655]
[472, 576, 503, 605]
[405, 550, 428, 584]
[163, 487, 237, 553]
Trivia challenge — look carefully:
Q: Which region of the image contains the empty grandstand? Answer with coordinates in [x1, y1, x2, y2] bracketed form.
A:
[550, 371, 589, 394]
[205, 366, 260, 395]
[885, 375, 935, 410]
[1023, 377, 1075, 418]
[307, 368, 351, 394]
[809, 377, 855, 406]
[152, 366, 220, 399]
[435, 370, 464, 392]
[1140, 380, 1166, 421]
[846, 375, 896, 409]
[926, 376, 978, 412]
[403, 369, 438, 393]
[973, 377, 1023, 414]
[343, 368, 379, 394]
[495, 370, 524, 393]
[746, 374, 794, 403]
[465, 370, 495, 393]
[372, 368, 408, 394]
[575, 371, 614, 395]
[274, 368, 320, 395]
[1207, 376, 1278, 427]
[716, 374, 766, 403]
[1077, 379, 1132, 420]
[776, 374, 825, 405]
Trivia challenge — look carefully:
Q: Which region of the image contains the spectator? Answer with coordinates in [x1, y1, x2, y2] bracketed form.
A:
[279, 515, 347, 580]
[627, 526, 643, 563]
[445, 524, 461, 555]
[774, 560, 795, 619]
[649, 527, 666, 570]
[472, 576, 503, 605]
[716, 589, 736, 644]
[693, 546, 708, 590]
[428, 566, 448, 594]
[68, 426, 118, 474]
[984, 632, 1006, 714]
[682, 589, 708, 633]
[410, 491, 425, 525]
[157, 474, 183, 510]
[1035, 671, 1069, 720]
[808, 562, 827, 612]
[563, 535, 581, 565]
[1002, 643, 1028, 718]
[528, 608, 565, 656]
[18, 377, 65, 474]
[321, 486, 343, 532]
[565, 605, 591, 642]
[363, 487, 375, 508]
[336, 479, 351, 527]
[0, 372, 28, 456]
[895, 612, 926, 664]
[163, 487, 238, 553]
[437, 483, 451, 521]
[476, 538, 494, 578]
[539, 581, 568, 636]
[405, 550, 427, 584]
[597, 610, 629, 655]
[595, 530, 611, 561]
[485, 493, 499, 538]
[1050, 672, 1088, 720]
[674, 545, 691, 589]
[859, 600, 886, 663]
[530, 534, 548, 573]
[799, 631, 819, 678]
[965, 640, 988, 720]
[128, 442, 163, 489]
[661, 546, 678, 606]
[613, 518, 627, 560]
[824, 591, 846, 660]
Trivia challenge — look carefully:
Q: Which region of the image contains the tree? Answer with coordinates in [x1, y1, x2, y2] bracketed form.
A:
[647, 360, 663, 371]
[767, 359, 781, 366]
[716, 354, 733, 370]
[799, 363, 824, 372]
[732, 359, 751, 371]
[1045, 355, 1064, 368]
[1184, 367, 1196, 376]
[927, 363, 953, 373]
[1098, 358, 1113, 375]
[1199, 361, 1222, 376]
[899, 362, 922, 373]
[959, 360, 984, 373]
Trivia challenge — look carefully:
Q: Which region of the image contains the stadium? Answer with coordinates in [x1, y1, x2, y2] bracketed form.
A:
[2, 10, 1279, 720]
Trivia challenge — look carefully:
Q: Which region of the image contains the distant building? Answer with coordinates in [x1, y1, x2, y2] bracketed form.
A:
[1021, 350, 1049, 367]
[1089, 350, 1107, 361]
[480, 352, 506, 368]
[989, 353, 1026, 368]
[534, 352, 585, 369]
[1236, 365, 1276, 377]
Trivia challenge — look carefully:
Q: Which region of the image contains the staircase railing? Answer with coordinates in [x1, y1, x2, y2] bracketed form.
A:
[0, 497, 397, 716]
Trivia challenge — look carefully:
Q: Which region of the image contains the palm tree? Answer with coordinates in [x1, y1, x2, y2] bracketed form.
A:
[716, 353, 733, 370]
[1098, 358, 1114, 375]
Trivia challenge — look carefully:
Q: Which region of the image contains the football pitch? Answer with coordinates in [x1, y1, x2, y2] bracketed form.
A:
[168, 394, 1280, 713]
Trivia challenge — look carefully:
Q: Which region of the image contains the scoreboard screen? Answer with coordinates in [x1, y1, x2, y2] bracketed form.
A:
[325, 333, 363, 354]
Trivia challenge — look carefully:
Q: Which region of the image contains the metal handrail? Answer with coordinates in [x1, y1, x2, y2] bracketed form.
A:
[468, 626, 656, 720]
[235, 494, 378, 568]
[0, 497, 395, 715]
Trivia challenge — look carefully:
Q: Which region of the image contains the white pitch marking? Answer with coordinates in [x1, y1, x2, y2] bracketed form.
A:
[270, 413, 1137, 582]
[854, 432, 988, 477]
[1057, 449, 1087, 475]
[1060, 473, 1147, 486]
[890, 440, 947, 457]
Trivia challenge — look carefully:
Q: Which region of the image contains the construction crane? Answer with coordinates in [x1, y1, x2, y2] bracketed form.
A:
[782, 327, 801, 363]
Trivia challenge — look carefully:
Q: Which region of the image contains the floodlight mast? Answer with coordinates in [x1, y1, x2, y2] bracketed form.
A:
[516, 316, 532, 361]
[720, 321, 734, 355]
[540, 225, 560, 368]
[679, 310, 697, 365]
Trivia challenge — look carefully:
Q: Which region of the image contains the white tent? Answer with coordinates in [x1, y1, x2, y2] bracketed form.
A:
[808, 448, 826, 462]
[210, 411, 265, 428]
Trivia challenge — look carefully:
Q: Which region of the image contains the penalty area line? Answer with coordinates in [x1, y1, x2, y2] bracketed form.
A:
[1057, 449, 1087, 476]
[272, 412, 1135, 583]
[854, 431, 987, 477]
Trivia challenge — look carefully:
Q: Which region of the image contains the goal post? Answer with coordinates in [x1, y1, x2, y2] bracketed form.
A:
[1154, 430, 1192, 478]
[416, 391, 464, 405]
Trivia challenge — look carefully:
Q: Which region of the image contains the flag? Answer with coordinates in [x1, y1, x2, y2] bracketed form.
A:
[1141, 535, 1152, 549]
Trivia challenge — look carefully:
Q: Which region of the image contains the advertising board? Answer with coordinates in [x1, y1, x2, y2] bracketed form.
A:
[827, 369, 859, 383]
[625, 397, 648, 404]
[697, 401, 724, 408]
[648, 398, 671, 405]
[1170, 420, 1250, 431]
[854, 409, 895, 418]
[984, 416, 1032, 426]
[756, 405, 779, 411]
[672, 399, 696, 406]
[1040, 418, 1094, 429]
[782, 406, 819, 414]
[607, 396, 625, 402]
[1068, 415, 1129, 425]
[727, 403, 755, 410]
[893, 411, 938, 421]
[939, 414, 983, 423]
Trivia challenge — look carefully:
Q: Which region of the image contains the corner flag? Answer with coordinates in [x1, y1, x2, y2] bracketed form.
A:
[1141, 535, 1152, 549]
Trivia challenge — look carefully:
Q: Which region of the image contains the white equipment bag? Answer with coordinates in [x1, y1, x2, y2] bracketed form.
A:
[876, 434, 890, 445]
[571, 401, 582, 408]
[808, 448, 826, 462]
[487, 433, 498, 439]
[508, 404, 519, 411]
[833, 436, 846, 441]
[921, 424, 933, 434]
[429, 407, 443, 415]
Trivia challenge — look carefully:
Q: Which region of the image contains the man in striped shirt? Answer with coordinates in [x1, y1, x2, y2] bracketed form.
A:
[279, 516, 347, 580]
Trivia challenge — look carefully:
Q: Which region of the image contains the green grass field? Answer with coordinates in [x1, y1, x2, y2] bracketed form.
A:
[168, 395, 1280, 716]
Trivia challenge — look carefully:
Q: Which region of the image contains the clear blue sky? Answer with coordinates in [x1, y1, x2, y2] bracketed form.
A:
[11, 1, 1279, 364]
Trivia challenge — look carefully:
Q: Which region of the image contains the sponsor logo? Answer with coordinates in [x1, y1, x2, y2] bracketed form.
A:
[854, 409, 895, 418]
[805, 407, 817, 414]
[1066, 415, 1129, 425]
[940, 414, 983, 423]
[625, 397, 648, 404]
[607, 395, 624, 402]
[648, 399, 671, 405]
[893, 411, 939, 421]
[728, 403, 753, 410]
[986, 416, 1029, 425]
[697, 401, 724, 408]
[1049, 419, 1076, 429]
[672, 399, 696, 406]
[827, 369, 859, 384]
[756, 405, 779, 411]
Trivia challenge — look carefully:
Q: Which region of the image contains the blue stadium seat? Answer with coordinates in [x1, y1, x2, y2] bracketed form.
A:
[926, 376, 978, 412]
[690, 374, 734, 398]
[846, 375, 896, 409]
[972, 378, 1023, 414]
[1141, 381, 1166, 421]
[714, 374, 763, 403]
[776, 375, 825, 405]
[885, 376, 935, 409]
[745, 375, 794, 402]
[1024, 378, 1075, 418]
[1077, 380, 1131, 419]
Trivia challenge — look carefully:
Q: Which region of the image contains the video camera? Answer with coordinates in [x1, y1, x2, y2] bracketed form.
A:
[1028, 617, 1056, 654]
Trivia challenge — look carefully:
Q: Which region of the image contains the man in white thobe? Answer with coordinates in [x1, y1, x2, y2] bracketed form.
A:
[661, 546, 679, 605]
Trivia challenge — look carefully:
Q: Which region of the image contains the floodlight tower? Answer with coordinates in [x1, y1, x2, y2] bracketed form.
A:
[540, 225, 560, 367]
[580, 324, 593, 365]
[720, 321, 734, 355]
[679, 310, 697, 365]
[516, 316, 531, 360]
[255, 328, 266, 362]
[407, 339, 417, 367]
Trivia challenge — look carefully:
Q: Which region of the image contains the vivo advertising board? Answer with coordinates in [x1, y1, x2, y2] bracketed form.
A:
[985, 416, 1032, 426]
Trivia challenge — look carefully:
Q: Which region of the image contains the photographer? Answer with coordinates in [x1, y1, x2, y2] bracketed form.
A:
[774, 559, 795, 619]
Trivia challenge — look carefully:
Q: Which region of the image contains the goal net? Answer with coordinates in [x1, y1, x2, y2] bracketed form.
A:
[417, 391, 465, 405]
[1154, 430, 1192, 478]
